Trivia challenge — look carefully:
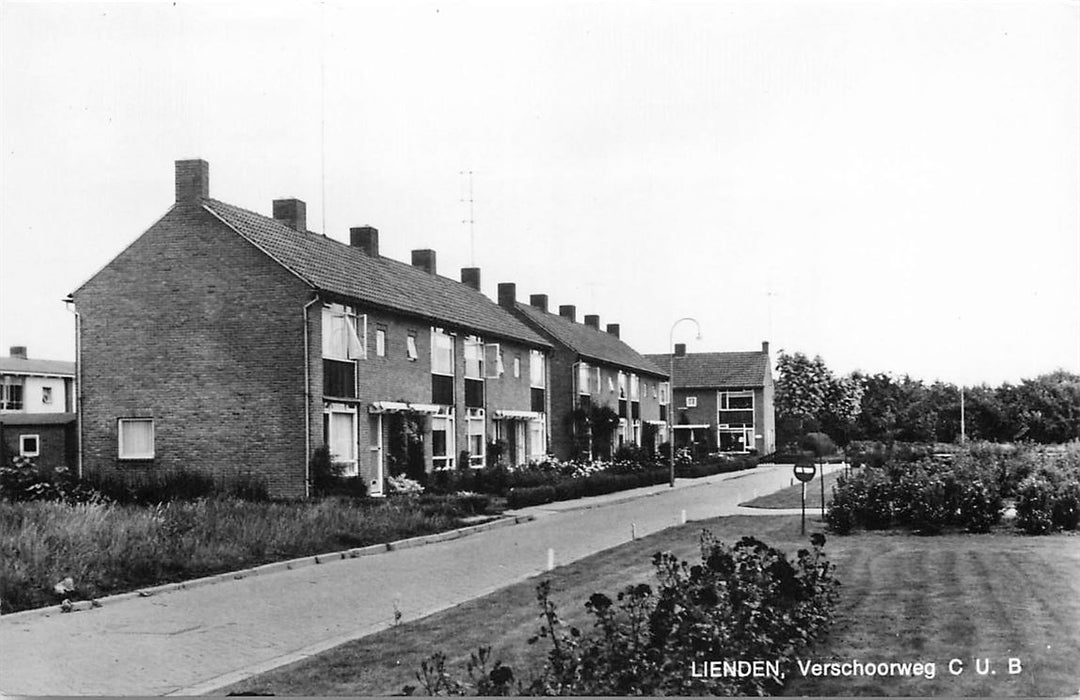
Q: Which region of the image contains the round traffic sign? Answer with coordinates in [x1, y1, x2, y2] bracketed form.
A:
[793, 463, 817, 483]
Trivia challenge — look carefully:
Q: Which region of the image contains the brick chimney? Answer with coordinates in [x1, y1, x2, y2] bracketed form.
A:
[273, 199, 307, 232]
[761, 340, 770, 355]
[9, 345, 27, 360]
[584, 314, 600, 330]
[497, 282, 516, 308]
[675, 343, 687, 357]
[411, 249, 437, 275]
[558, 305, 576, 322]
[461, 267, 481, 291]
[175, 159, 209, 202]
[350, 226, 379, 256]
[606, 323, 620, 338]
[529, 294, 549, 312]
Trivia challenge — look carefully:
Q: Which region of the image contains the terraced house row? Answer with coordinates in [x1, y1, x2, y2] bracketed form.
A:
[68, 160, 701, 498]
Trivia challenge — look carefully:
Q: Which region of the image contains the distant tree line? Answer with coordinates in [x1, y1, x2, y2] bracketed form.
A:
[774, 351, 1080, 448]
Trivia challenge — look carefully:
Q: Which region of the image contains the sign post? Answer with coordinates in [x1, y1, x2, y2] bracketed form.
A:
[793, 462, 817, 535]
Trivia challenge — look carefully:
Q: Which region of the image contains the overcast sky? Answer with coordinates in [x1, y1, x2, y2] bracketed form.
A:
[1, 0, 1077, 387]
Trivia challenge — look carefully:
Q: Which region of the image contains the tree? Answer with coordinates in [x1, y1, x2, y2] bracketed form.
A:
[775, 351, 862, 447]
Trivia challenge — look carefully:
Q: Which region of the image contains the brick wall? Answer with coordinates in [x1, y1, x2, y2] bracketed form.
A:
[1, 421, 74, 472]
[74, 203, 314, 498]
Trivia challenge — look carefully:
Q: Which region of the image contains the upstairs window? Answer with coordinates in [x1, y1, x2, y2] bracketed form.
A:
[484, 343, 505, 379]
[577, 362, 591, 395]
[118, 418, 155, 460]
[530, 351, 546, 388]
[1, 379, 23, 410]
[431, 328, 455, 376]
[630, 374, 640, 401]
[513, 356, 521, 379]
[685, 396, 698, 408]
[618, 372, 627, 399]
[322, 304, 366, 360]
[375, 327, 386, 357]
[659, 382, 670, 406]
[464, 336, 484, 379]
[406, 333, 418, 361]
[41, 387, 53, 405]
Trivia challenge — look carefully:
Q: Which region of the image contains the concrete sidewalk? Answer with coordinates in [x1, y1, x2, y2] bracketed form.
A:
[0, 464, 840, 696]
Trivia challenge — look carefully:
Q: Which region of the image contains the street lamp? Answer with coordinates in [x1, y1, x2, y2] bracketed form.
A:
[669, 317, 702, 487]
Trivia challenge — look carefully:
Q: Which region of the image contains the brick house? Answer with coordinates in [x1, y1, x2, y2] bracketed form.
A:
[69, 159, 552, 498]
[0, 346, 76, 470]
[498, 286, 669, 460]
[645, 342, 775, 455]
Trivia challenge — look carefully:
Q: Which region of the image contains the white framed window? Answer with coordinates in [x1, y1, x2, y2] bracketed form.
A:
[118, 418, 155, 460]
[528, 417, 546, 460]
[484, 343, 505, 379]
[322, 304, 366, 360]
[593, 367, 601, 394]
[719, 390, 754, 410]
[513, 355, 521, 379]
[685, 396, 698, 408]
[608, 376, 615, 393]
[617, 371, 627, 399]
[432, 413, 455, 469]
[376, 328, 386, 357]
[431, 328, 455, 376]
[41, 387, 53, 405]
[406, 333, 418, 361]
[1, 378, 23, 410]
[659, 382, 670, 406]
[465, 336, 484, 379]
[19, 434, 40, 457]
[577, 362, 591, 395]
[467, 409, 485, 467]
[530, 350, 546, 388]
[325, 408, 358, 476]
[630, 374, 640, 401]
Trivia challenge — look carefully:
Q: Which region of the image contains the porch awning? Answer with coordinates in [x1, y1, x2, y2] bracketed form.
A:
[368, 401, 443, 415]
[672, 424, 710, 430]
[645, 420, 667, 426]
[492, 409, 543, 420]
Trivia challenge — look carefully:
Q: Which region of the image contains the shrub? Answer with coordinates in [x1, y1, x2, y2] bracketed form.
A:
[906, 471, 951, 535]
[956, 476, 1002, 533]
[825, 484, 855, 535]
[1051, 479, 1080, 531]
[0, 457, 107, 505]
[855, 468, 895, 529]
[408, 532, 839, 696]
[1015, 475, 1056, 535]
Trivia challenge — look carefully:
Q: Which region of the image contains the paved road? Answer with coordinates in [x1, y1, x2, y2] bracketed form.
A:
[0, 464, 839, 696]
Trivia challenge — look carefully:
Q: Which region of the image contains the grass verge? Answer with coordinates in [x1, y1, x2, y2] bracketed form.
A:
[739, 466, 851, 509]
[0, 493, 497, 614]
[220, 515, 1080, 697]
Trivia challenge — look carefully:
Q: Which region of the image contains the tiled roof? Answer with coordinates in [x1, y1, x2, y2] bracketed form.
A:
[0, 357, 75, 377]
[644, 351, 769, 388]
[203, 199, 549, 348]
[514, 303, 667, 377]
[0, 412, 76, 425]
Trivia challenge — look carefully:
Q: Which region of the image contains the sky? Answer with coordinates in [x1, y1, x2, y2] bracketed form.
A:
[1, 0, 1077, 387]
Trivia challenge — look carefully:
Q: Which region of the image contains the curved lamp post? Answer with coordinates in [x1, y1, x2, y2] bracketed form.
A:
[668, 317, 702, 487]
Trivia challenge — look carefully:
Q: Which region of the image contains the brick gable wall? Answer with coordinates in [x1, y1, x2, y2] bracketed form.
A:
[74, 203, 315, 498]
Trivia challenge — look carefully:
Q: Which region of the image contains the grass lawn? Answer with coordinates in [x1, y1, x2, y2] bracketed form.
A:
[220, 515, 1080, 697]
[739, 466, 852, 509]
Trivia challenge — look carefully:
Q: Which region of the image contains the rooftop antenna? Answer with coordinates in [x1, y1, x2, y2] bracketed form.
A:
[460, 170, 475, 265]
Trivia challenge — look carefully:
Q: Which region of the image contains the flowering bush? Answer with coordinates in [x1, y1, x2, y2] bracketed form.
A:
[0, 456, 108, 505]
[387, 474, 425, 495]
